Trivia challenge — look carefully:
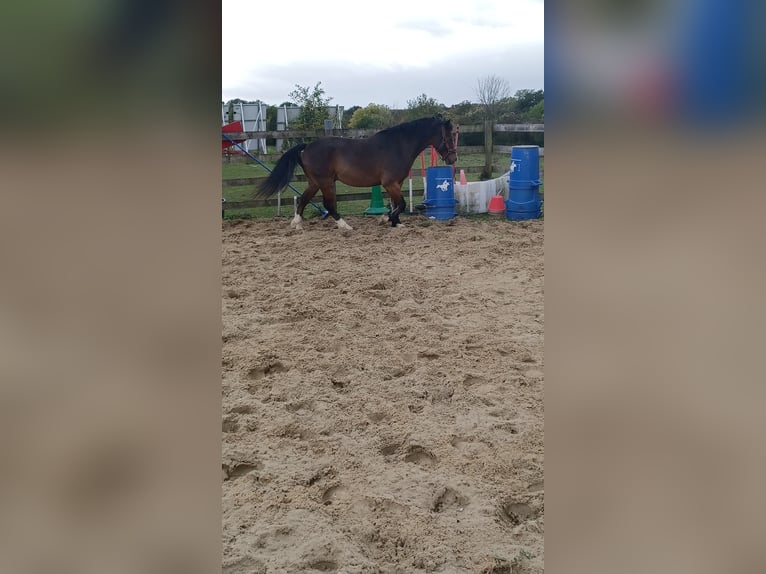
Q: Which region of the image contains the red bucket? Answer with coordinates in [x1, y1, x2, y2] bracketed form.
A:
[488, 194, 505, 216]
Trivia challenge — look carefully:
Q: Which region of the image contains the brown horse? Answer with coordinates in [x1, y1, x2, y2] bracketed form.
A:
[257, 116, 457, 230]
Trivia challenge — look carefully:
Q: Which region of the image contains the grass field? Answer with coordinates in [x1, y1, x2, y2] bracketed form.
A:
[222, 152, 544, 220]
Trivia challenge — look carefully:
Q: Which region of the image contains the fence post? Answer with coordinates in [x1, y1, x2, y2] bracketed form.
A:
[482, 120, 493, 179]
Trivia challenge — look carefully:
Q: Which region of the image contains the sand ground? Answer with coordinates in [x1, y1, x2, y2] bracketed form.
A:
[222, 215, 544, 573]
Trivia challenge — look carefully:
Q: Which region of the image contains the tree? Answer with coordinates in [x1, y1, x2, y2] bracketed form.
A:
[406, 93, 445, 121]
[496, 96, 520, 123]
[288, 82, 332, 130]
[476, 75, 511, 122]
[447, 100, 477, 125]
[526, 100, 544, 123]
[446, 100, 483, 146]
[390, 108, 409, 124]
[343, 106, 361, 127]
[514, 89, 544, 115]
[348, 104, 393, 129]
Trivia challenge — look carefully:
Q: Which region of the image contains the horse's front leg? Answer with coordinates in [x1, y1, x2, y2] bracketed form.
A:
[390, 198, 407, 227]
[384, 183, 406, 227]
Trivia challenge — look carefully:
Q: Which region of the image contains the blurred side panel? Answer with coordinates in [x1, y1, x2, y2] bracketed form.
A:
[546, 1, 766, 573]
[0, 1, 222, 573]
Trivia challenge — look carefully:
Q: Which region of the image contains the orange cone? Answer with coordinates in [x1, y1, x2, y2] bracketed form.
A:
[459, 169, 467, 185]
[488, 194, 505, 217]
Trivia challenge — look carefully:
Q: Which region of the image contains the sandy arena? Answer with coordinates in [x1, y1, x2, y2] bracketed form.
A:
[222, 215, 544, 573]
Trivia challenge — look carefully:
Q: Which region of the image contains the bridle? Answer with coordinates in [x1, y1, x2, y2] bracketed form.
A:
[436, 121, 457, 162]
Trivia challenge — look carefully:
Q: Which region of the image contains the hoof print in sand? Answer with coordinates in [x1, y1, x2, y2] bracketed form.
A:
[379, 442, 401, 456]
[403, 445, 437, 467]
[480, 558, 512, 574]
[330, 378, 349, 390]
[247, 361, 289, 380]
[492, 421, 519, 434]
[229, 404, 255, 415]
[222, 416, 239, 433]
[306, 559, 338, 572]
[367, 411, 387, 423]
[431, 487, 467, 513]
[498, 499, 537, 526]
[285, 399, 314, 414]
[321, 484, 349, 506]
[462, 374, 486, 387]
[527, 480, 543, 492]
[222, 461, 262, 481]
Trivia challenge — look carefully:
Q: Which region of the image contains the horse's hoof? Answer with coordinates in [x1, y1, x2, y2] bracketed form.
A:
[337, 218, 353, 231]
[379, 214, 389, 225]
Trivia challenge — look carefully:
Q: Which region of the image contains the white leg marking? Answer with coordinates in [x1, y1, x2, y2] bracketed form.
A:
[379, 214, 389, 225]
[337, 218, 354, 231]
[290, 214, 303, 230]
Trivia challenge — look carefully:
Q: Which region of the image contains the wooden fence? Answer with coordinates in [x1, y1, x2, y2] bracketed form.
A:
[222, 122, 543, 211]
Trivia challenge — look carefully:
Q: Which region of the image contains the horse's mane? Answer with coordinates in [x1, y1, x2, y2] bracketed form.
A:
[376, 116, 445, 138]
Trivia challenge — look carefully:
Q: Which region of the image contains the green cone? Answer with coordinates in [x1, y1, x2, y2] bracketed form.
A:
[364, 185, 389, 215]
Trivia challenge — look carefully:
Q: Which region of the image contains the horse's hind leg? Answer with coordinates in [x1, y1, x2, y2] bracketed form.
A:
[292, 181, 321, 230]
[320, 181, 353, 231]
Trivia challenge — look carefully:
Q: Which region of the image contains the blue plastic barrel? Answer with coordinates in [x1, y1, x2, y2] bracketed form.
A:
[506, 145, 542, 220]
[423, 166, 458, 220]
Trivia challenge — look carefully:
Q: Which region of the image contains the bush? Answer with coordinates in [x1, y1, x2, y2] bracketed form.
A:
[348, 104, 393, 129]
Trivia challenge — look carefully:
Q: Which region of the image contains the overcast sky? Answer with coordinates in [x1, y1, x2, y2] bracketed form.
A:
[222, 0, 544, 109]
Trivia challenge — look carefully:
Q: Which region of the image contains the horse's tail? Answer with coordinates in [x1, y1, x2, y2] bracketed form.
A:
[257, 143, 307, 197]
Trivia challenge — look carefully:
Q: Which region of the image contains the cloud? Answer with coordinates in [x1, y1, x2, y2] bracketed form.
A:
[395, 18, 454, 37]
[221, 0, 543, 107]
[224, 46, 544, 108]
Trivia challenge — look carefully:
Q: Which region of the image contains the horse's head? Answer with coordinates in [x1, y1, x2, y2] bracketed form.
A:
[434, 118, 458, 165]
